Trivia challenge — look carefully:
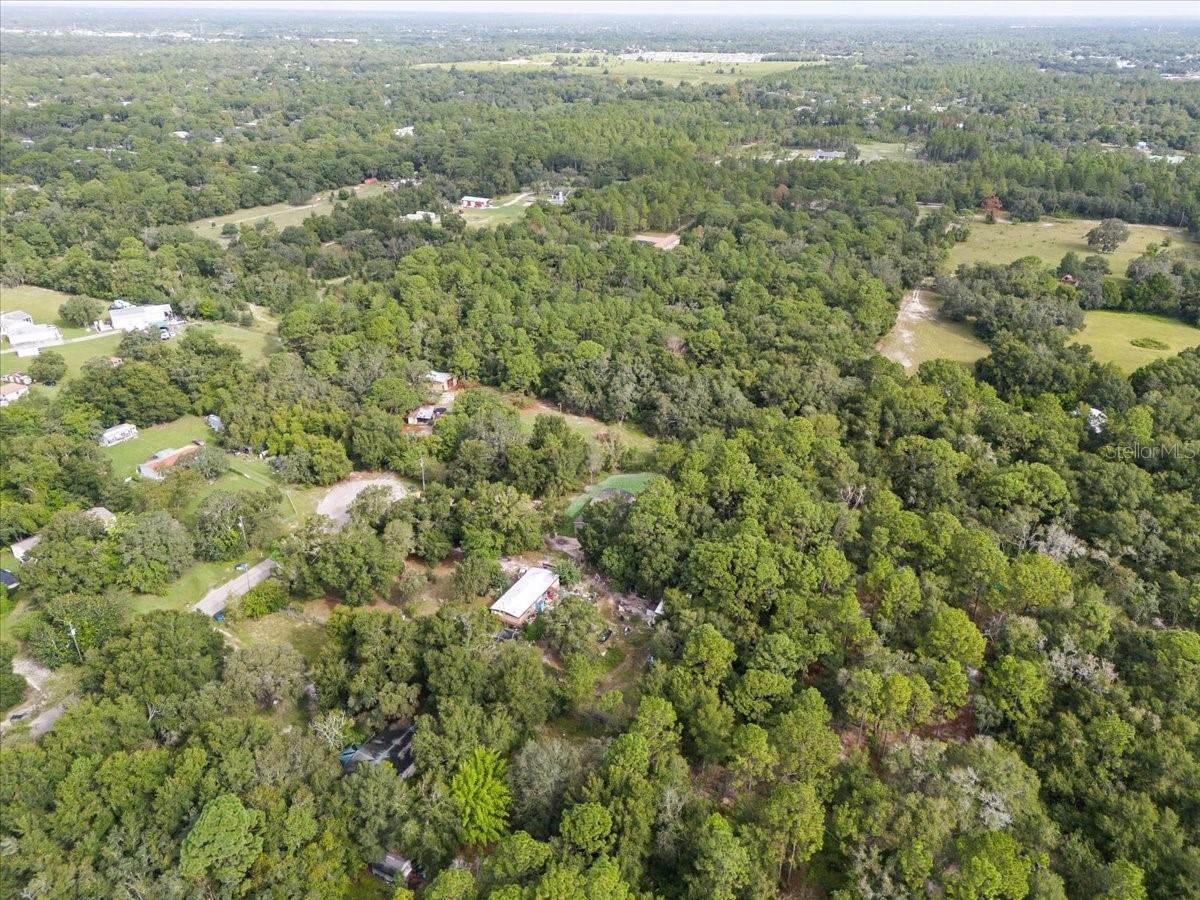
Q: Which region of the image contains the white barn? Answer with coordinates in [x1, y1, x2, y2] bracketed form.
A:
[5, 322, 62, 349]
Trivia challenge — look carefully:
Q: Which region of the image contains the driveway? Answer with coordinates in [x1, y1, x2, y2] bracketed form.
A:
[316, 473, 407, 526]
[193, 558, 278, 617]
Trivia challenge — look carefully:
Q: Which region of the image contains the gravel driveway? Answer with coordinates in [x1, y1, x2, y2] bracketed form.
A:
[316, 473, 407, 526]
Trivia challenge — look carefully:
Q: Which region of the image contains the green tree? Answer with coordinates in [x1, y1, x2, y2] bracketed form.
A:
[58, 294, 103, 327]
[28, 350, 67, 384]
[1087, 218, 1131, 253]
[180, 793, 264, 887]
[448, 747, 511, 847]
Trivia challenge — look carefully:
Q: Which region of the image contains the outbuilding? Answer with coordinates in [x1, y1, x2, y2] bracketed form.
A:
[99, 422, 139, 447]
[424, 370, 457, 390]
[460, 196, 491, 209]
[137, 444, 201, 480]
[5, 323, 62, 349]
[489, 567, 560, 628]
[0, 310, 33, 338]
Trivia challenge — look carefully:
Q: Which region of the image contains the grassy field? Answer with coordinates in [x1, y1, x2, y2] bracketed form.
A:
[419, 53, 816, 85]
[1076, 311, 1200, 372]
[188, 182, 388, 239]
[0, 332, 125, 391]
[945, 216, 1199, 275]
[225, 601, 330, 662]
[102, 415, 211, 475]
[459, 192, 538, 229]
[563, 472, 657, 524]
[856, 141, 920, 162]
[193, 320, 279, 365]
[482, 389, 657, 461]
[0, 285, 92, 338]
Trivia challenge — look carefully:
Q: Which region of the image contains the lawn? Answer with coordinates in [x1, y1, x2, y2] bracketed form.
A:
[459, 192, 537, 229]
[856, 141, 920, 162]
[225, 603, 330, 662]
[192, 320, 279, 366]
[0, 285, 93, 338]
[419, 53, 816, 85]
[1076, 311, 1200, 372]
[102, 415, 211, 476]
[945, 216, 1199, 276]
[188, 182, 388, 239]
[487, 389, 658, 465]
[0, 332, 125, 396]
[563, 472, 657, 524]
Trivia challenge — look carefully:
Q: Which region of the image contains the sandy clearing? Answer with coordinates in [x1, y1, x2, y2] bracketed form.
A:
[878, 288, 932, 369]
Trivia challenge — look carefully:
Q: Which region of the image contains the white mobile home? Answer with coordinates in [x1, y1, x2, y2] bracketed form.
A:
[99, 422, 139, 447]
[109, 303, 174, 332]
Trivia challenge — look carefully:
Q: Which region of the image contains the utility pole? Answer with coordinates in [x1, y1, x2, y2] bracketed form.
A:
[238, 516, 251, 592]
[66, 622, 83, 663]
[419, 456, 426, 493]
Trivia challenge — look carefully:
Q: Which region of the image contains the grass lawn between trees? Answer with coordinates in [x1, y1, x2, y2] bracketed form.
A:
[563, 472, 658, 529]
[1076, 311, 1200, 372]
[0, 285, 94, 338]
[418, 53, 818, 85]
[187, 182, 388, 239]
[944, 215, 1199, 275]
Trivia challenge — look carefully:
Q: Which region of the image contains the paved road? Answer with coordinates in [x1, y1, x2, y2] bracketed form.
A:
[193, 558, 278, 617]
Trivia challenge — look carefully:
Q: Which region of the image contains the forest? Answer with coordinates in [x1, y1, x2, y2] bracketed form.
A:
[1, 7, 1198, 900]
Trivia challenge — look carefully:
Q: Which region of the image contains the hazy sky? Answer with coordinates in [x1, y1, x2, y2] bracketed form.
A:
[4, 0, 1198, 19]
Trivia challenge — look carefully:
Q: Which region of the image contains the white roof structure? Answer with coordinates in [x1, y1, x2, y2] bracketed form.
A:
[0, 383, 29, 406]
[11, 534, 42, 563]
[5, 323, 62, 348]
[425, 370, 454, 386]
[0, 310, 33, 337]
[490, 567, 559, 622]
[109, 303, 173, 331]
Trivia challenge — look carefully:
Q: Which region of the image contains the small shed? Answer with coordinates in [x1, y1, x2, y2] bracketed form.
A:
[489, 567, 560, 628]
[424, 370, 457, 390]
[137, 444, 201, 480]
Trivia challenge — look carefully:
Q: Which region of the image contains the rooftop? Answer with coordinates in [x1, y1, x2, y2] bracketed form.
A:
[490, 567, 558, 620]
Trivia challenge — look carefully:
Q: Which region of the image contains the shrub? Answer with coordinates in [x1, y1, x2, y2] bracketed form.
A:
[234, 579, 289, 619]
[1130, 337, 1169, 350]
[58, 295, 103, 327]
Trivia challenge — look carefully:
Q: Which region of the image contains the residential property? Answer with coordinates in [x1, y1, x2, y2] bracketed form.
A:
[4, 322, 63, 349]
[109, 303, 174, 332]
[99, 422, 139, 447]
[403, 210, 440, 224]
[2, 373, 33, 385]
[489, 567, 560, 628]
[0, 310, 33, 338]
[0, 383, 29, 406]
[340, 723, 416, 778]
[424, 370, 457, 390]
[809, 149, 846, 161]
[460, 195, 491, 209]
[137, 444, 201, 480]
[205, 413, 225, 432]
[406, 404, 448, 426]
[10, 534, 42, 563]
[549, 189, 569, 205]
